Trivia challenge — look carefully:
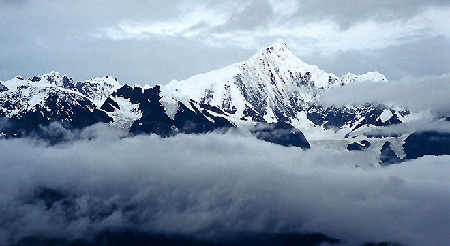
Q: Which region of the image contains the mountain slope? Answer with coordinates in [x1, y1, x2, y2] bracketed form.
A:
[161, 40, 399, 139]
[102, 84, 235, 137]
[0, 40, 448, 160]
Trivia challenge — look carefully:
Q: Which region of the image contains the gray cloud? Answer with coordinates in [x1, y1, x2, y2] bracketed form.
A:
[0, 0, 449, 85]
[214, 1, 274, 31]
[320, 74, 450, 117]
[0, 124, 449, 245]
[304, 36, 450, 80]
[294, 0, 450, 28]
[365, 121, 450, 138]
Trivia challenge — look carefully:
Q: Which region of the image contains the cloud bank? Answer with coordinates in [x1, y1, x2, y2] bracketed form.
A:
[320, 74, 450, 117]
[0, 124, 449, 246]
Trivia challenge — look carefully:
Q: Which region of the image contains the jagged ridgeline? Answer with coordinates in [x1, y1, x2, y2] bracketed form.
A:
[1, 40, 449, 163]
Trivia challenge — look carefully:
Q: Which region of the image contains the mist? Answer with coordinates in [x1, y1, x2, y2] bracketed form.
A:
[0, 124, 449, 246]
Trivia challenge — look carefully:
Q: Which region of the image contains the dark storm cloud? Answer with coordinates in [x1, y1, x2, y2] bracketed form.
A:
[0, 124, 449, 246]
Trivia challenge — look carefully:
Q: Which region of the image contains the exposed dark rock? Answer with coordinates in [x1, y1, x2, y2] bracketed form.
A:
[307, 105, 402, 131]
[123, 85, 176, 137]
[379, 141, 402, 166]
[403, 131, 450, 160]
[29, 76, 41, 82]
[0, 82, 8, 92]
[250, 122, 310, 149]
[0, 92, 111, 143]
[110, 85, 235, 137]
[365, 133, 400, 139]
[101, 97, 120, 112]
[347, 140, 371, 151]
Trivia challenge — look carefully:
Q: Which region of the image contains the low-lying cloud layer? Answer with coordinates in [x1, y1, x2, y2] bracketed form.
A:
[0, 124, 449, 245]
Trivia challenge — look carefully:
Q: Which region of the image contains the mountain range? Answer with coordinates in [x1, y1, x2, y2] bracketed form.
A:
[1, 40, 449, 166]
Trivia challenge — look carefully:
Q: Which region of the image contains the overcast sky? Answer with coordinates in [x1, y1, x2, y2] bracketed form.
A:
[1, 0, 450, 85]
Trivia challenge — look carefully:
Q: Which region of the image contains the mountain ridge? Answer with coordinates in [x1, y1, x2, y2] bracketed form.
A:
[1, 40, 449, 164]
[160, 40, 392, 135]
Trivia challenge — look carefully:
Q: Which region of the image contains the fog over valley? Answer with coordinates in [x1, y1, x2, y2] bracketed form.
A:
[0, 125, 449, 245]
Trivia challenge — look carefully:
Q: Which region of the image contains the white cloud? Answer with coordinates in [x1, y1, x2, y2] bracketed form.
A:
[425, 7, 450, 37]
[98, 3, 449, 57]
[268, 0, 298, 17]
[316, 19, 429, 53]
[101, 5, 230, 40]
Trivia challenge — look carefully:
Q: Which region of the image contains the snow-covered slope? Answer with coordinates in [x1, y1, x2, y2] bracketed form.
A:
[0, 72, 120, 118]
[68, 75, 121, 107]
[1, 40, 448, 164]
[1, 74, 86, 118]
[0, 40, 393, 137]
[161, 40, 395, 134]
[0, 40, 399, 140]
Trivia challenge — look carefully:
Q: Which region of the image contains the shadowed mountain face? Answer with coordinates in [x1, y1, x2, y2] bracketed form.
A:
[0, 91, 111, 142]
[403, 131, 450, 160]
[110, 84, 235, 137]
[379, 141, 402, 166]
[348, 140, 371, 151]
[250, 122, 311, 148]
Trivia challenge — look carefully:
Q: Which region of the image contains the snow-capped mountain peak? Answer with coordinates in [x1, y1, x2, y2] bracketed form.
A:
[245, 39, 338, 89]
[1, 40, 441, 166]
[73, 75, 122, 107]
[162, 40, 388, 126]
[258, 38, 290, 59]
[0, 73, 121, 118]
[4, 71, 71, 90]
[273, 38, 288, 48]
[37, 71, 64, 86]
